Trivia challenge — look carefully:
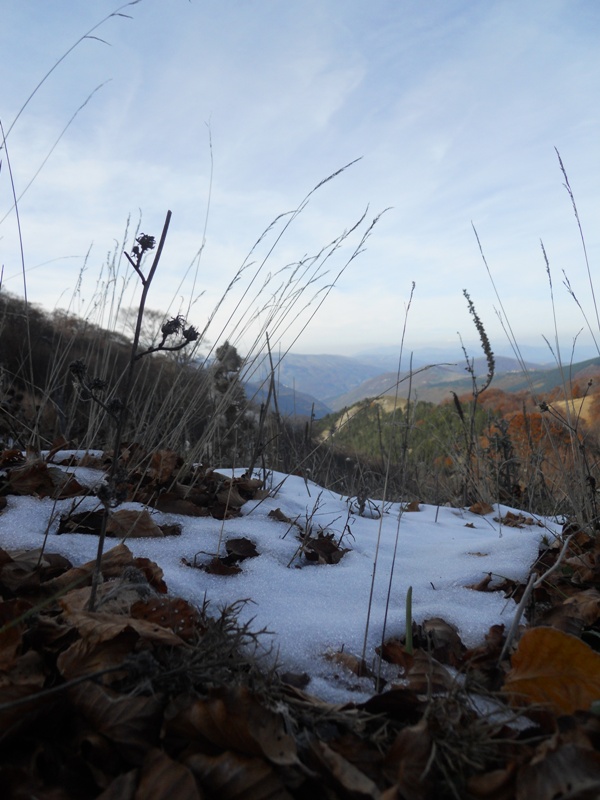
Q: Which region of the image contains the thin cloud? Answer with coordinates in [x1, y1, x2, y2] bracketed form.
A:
[1, 0, 599, 357]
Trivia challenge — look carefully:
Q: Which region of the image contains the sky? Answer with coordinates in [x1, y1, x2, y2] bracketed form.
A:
[1, 0, 600, 360]
[0, 459, 554, 703]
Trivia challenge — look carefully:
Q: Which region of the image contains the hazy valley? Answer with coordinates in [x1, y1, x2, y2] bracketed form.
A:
[247, 346, 600, 417]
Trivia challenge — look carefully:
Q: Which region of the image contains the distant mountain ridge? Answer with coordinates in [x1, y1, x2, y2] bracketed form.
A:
[331, 356, 600, 409]
[244, 349, 600, 416]
[249, 353, 382, 405]
[244, 380, 331, 419]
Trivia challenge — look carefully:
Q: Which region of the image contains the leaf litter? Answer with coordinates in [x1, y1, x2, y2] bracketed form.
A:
[1, 449, 600, 796]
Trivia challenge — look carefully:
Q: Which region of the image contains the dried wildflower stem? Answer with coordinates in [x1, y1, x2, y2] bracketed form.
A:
[88, 211, 172, 611]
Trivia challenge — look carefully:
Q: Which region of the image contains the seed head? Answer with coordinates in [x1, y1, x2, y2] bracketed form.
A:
[161, 315, 185, 337]
[183, 325, 199, 342]
[69, 360, 87, 380]
[107, 397, 125, 416]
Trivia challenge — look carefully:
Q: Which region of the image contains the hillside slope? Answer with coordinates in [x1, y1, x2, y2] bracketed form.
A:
[330, 357, 600, 410]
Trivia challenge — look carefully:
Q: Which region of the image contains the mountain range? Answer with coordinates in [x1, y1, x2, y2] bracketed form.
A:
[244, 347, 600, 418]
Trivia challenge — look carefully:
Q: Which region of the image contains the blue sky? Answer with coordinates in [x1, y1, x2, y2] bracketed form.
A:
[1, 0, 600, 360]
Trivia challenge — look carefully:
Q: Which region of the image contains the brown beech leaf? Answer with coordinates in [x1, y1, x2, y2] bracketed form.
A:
[210, 503, 242, 521]
[562, 588, 600, 624]
[59, 609, 184, 649]
[167, 687, 297, 766]
[44, 544, 167, 595]
[46, 467, 88, 498]
[0, 621, 22, 672]
[384, 718, 435, 800]
[130, 597, 204, 641]
[310, 740, 380, 799]
[234, 476, 264, 495]
[45, 435, 70, 460]
[470, 502, 494, 515]
[0, 449, 25, 467]
[135, 749, 201, 800]
[325, 650, 373, 678]
[467, 763, 517, 799]
[268, 508, 292, 523]
[378, 639, 415, 672]
[303, 532, 349, 565]
[495, 511, 540, 528]
[515, 742, 600, 800]
[225, 537, 259, 560]
[541, 588, 600, 634]
[5, 461, 55, 497]
[468, 573, 494, 592]
[200, 557, 242, 576]
[402, 650, 454, 694]
[565, 551, 600, 585]
[0, 598, 32, 669]
[148, 450, 182, 484]
[58, 509, 105, 535]
[503, 626, 600, 714]
[56, 628, 144, 682]
[216, 484, 247, 509]
[153, 493, 210, 517]
[361, 687, 426, 725]
[107, 509, 165, 539]
[464, 624, 507, 689]
[68, 682, 163, 764]
[0, 649, 45, 689]
[0, 558, 41, 595]
[416, 617, 466, 667]
[96, 770, 138, 800]
[184, 750, 292, 800]
[0, 549, 70, 594]
[131, 556, 168, 593]
[59, 566, 158, 615]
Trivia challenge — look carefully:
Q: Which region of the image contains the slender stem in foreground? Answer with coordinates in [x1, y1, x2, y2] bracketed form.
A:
[88, 211, 172, 611]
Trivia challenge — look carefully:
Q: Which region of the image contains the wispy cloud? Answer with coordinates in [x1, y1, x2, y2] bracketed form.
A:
[1, 0, 599, 356]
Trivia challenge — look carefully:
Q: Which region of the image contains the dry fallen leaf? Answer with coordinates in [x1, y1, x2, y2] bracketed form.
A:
[166, 687, 297, 766]
[384, 718, 435, 800]
[225, 537, 259, 560]
[268, 508, 292, 523]
[107, 509, 166, 539]
[60, 609, 184, 649]
[470, 502, 494, 516]
[417, 618, 466, 667]
[184, 749, 292, 799]
[130, 597, 204, 641]
[5, 461, 56, 497]
[135, 748, 201, 800]
[503, 626, 600, 714]
[494, 511, 540, 528]
[302, 532, 349, 565]
[148, 450, 182, 484]
[515, 741, 600, 800]
[325, 649, 372, 678]
[310, 739, 380, 799]
[154, 494, 210, 517]
[468, 573, 495, 592]
[68, 682, 164, 763]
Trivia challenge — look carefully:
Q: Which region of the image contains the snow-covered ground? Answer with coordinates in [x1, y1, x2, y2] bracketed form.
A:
[0, 459, 561, 702]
